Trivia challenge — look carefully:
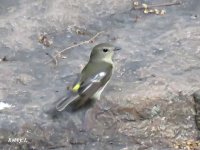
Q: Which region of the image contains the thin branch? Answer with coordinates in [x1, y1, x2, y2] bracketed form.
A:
[59, 31, 104, 54]
[45, 52, 58, 65]
[45, 31, 104, 65]
[134, 1, 181, 10]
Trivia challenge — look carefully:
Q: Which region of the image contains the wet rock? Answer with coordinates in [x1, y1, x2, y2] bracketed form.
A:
[0, 0, 200, 149]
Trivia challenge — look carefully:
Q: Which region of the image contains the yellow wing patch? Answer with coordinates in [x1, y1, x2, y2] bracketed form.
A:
[72, 83, 81, 92]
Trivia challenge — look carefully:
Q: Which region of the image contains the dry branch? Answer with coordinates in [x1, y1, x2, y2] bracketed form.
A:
[134, 1, 181, 10]
[46, 31, 104, 65]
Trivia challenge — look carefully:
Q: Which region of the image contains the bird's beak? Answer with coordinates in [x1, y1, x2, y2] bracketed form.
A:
[114, 47, 121, 51]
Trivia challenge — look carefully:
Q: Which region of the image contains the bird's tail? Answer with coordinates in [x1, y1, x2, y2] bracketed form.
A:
[56, 93, 80, 111]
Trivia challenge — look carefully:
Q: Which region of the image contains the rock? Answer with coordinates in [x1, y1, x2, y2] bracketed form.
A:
[193, 90, 200, 104]
[0, 0, 199, 149]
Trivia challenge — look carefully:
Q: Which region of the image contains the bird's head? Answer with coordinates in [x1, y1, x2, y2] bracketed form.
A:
[90, 43, 120, 62]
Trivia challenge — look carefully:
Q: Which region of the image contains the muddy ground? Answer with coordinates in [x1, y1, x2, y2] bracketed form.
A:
[0, 0, 200, 149]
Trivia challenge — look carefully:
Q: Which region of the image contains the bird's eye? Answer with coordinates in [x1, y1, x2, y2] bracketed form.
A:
[103, 48, 108, 52]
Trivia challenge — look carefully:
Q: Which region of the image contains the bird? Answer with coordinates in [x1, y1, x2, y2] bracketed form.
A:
[56, 43, 120, 111]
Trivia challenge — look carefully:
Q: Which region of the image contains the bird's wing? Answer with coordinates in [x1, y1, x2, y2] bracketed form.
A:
[73, 71, 111, 108]
[79, 71, 107, 95]
[56, 74, 81, 112]
[55, 71, 110, 111]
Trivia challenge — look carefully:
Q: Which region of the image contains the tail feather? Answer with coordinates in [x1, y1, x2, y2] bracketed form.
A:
[56, 94, 80, 111]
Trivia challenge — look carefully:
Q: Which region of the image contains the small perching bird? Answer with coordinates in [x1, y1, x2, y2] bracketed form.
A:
[56, 43, 120, 111]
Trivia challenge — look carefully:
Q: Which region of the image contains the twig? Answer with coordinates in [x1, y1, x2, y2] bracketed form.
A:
[45, 52, 58, 65]
[134, 1, 181, 10]
[45, 31, 104, 65]
[59, 31, 104, 54]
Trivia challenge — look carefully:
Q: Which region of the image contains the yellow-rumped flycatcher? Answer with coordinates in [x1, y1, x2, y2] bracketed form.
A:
[56, 43, 120, 111]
